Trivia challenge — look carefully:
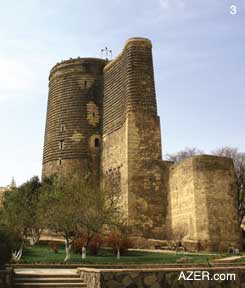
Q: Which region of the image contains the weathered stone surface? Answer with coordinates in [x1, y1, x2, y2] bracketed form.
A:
[79, 268, 241, 288]
[42, 37, 241, 251]
[143, 273, 157, 286]
[167, 155, 241, 251]
[42, 57, 106, 180]
[123, 275, 133, 286]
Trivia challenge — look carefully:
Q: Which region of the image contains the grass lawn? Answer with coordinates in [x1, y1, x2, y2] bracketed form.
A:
[20, 244, 219, 265]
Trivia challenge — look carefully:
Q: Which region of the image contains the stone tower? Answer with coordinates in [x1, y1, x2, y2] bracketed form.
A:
[42, 37, 241, 251]
[42, 58, 107, 179]
[102, 38, 166, 237]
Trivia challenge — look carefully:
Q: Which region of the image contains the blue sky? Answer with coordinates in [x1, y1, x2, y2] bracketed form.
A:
[0, 0, 244, 186]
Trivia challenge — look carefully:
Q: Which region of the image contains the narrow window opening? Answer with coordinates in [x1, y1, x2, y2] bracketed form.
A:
[92, 112, 95, 117]
[60, 124, 65, 132]
[58, 158, 62, 165]
[59, 140, 64, 150]
[84, 80, 87, 88]
[95, 138, 99, 147]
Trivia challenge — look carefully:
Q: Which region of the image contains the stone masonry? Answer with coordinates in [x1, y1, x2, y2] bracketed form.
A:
[42, 37, 241, 251]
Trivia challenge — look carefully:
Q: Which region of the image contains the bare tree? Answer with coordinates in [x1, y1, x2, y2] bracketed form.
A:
[165, 147, 204, 164]
[172, 223, 189, 249]
[212, 147, 245, 223]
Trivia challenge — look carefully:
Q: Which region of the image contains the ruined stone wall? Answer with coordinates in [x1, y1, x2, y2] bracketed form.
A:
[42, 58, 106, 178]
[168, 155, 241, 251]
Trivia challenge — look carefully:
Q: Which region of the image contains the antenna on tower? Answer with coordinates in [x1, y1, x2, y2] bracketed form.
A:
[101, 47, 112, 60]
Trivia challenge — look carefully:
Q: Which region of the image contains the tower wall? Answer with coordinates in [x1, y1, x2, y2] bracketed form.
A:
[42, 58, 106, 178]
[102, 44, 128, 213]
[102, 38, 167, 238]
[168, 155, 241, 251]
[41, 37, 242, 251]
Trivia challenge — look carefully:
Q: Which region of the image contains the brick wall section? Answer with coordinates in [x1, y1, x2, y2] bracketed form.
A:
[125, 39, 157, 115]
[103, 53, 126, 135]
[125, 39, 164, 237]
[168, 157, 197, 240]
[127, 112, 165, 237]
[193, 155, 241, 250]
[168, 155, 241, 251]
[101, 121, 128, 212]
[103, 38, 166, 238]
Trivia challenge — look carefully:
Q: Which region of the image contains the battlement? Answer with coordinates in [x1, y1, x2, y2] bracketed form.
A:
[49, 57, 107, 81]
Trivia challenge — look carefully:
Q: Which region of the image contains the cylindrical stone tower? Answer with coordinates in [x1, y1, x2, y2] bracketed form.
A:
[42, 58, 107, 179]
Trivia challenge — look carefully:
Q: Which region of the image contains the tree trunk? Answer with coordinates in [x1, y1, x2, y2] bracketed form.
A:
[64, 239, 72, 262]
[12, 241, 24, 262]
[29, 228, 42, 245]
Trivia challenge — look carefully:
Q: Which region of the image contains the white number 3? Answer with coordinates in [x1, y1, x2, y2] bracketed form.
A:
[230, 5, 237, 15]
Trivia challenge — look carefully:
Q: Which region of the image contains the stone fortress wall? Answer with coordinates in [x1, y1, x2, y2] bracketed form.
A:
[167, 155, 241, 250]
[42, 37, 241, 251]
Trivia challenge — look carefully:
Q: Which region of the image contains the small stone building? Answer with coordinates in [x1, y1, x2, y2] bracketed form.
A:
[42, 37, 241, 251]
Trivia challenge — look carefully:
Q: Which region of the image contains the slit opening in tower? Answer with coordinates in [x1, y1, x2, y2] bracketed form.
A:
[59, 140, 64, 150]
[95, 138, 100, 147]
[60, 124, 65, 132]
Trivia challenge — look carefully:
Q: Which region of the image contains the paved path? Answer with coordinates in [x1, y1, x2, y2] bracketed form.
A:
[212, 255, 243, 262]
[129, 248, 218, 256]
[15, 269, 78, 275]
